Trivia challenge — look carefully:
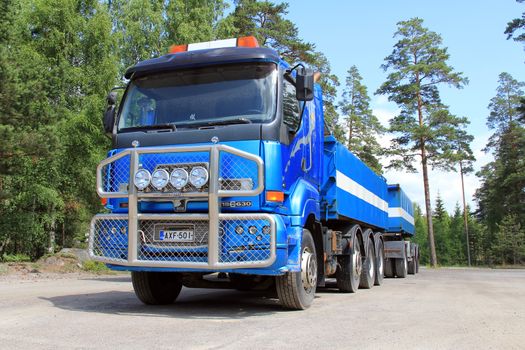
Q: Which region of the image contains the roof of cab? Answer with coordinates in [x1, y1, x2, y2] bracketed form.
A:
[124, 47, 281, 79]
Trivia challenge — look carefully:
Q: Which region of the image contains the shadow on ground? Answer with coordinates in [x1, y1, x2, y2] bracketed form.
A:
[40, 287, 288, 319]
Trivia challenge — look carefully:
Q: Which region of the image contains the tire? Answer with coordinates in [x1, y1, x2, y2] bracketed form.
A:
[384, 258, 394, 278]
[374, 239, 384, 286]
[276, 229, 317, 310]
[359, 235, 375, 289]
[395, 257, 408, 278]
[131, 271, 183, 305]
[415, 247, 420, 273]
[336, 228, 362, 293]
[408, 254, 416, 275]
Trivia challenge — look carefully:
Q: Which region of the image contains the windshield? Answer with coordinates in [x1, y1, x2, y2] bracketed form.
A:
[117, 62, 277, 131]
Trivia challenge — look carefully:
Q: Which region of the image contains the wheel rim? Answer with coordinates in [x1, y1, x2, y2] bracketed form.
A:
[301, 247, 317, 293]
[353, 242, 362, 277]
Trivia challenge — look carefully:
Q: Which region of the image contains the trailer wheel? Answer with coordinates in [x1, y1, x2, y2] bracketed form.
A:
[408, 256, 416, 275]
[374, 239, 384, 286]
[276, 229, 317, 310]
[395, 257, 408, 278]
[336, 231, 362, 293]
[415, 246, 420, 273]
[359, 236, 375, 289]
[384, 258, 394, 278]
[131, 271, 183, 305]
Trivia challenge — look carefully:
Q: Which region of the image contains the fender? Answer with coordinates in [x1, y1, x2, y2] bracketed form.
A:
[285, 178, 320, 227]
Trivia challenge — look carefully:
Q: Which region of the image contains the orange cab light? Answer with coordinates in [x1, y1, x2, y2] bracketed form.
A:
[169, 44, 188, 54]
[237, 36, 259, 48]
[100, 198, 108, 206]
[266, 191, 284, 203]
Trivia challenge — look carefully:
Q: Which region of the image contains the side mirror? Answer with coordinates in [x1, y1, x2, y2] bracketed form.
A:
[296, 68, 314, 101]
[103, 92, 117, 134]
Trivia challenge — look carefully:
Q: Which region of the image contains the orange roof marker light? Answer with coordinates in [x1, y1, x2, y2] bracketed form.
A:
[169, 36, 259, 54]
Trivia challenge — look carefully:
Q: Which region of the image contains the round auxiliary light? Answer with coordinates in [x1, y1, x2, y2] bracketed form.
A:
[262, 226, 271, 234]
[235, 226, 244, 235]
[189, 166, 209, 188]
[170, 168, 189, 190]
[248, 226, 258, 235]
[134, 169, 151, 190]
[151, 169, 170, 190]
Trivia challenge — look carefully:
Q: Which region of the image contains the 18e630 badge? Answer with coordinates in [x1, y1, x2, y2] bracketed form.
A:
[221, 201, 252, 208]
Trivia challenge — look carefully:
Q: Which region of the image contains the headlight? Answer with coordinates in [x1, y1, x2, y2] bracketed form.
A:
[151, 169, 170, 190]
[189, 166, 208, 188]
[134, 169, 151, 190]
[170, 168, 189, 189]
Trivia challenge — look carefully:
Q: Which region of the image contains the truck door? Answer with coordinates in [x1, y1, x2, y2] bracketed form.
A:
[281, 77, 322, 191]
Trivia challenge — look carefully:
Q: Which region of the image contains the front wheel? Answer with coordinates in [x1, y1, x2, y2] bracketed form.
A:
[131, 271, 183, 305]
[276, 229, 317, 310]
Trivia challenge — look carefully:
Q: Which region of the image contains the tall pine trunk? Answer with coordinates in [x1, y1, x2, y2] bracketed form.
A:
[459, 161, 472, 266]
[416, 79, 437, 266]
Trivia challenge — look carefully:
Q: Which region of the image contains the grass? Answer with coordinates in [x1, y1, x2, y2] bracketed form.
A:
[1, 253, 31, 263]
[82, 260, 112, 274]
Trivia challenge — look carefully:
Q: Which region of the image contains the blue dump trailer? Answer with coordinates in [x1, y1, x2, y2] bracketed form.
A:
[90, 37, 419, 310]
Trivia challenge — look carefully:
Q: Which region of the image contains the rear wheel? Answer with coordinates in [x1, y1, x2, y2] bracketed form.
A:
[336, 230, 362, 293]
[131, 271, 183, 305]
[359, 236, 375, 289]
[395, 256, 408, 278]
[384, 258, 395, 278]
[276, 229, 317, 310]
[374, 239, 384, 286]
[408, 254, 416, 275]
[415, 246, 420, 273]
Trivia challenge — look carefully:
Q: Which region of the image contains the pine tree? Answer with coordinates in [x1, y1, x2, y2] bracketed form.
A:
[433, 194, 452, 265]
[340, 65, 384, 174]
[476, 73, 525, 232]
[376, 18, 469, 266]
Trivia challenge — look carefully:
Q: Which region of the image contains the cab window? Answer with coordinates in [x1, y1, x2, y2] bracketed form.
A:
[283, 78, 300, 132]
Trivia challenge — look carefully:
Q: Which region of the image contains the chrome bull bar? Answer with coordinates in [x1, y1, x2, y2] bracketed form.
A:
[89, 144, 276, 269]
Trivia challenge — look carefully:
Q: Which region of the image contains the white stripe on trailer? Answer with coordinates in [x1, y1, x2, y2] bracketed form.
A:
[187, 38, 237, 51]
[335, 170, 389, 213]
[388, 207, 415, 225]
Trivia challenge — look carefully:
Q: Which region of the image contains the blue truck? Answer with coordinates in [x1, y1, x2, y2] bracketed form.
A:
[90, 36, 419, 310]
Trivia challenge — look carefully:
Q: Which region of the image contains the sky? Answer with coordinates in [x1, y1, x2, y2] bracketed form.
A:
[283, 0, 525, 213]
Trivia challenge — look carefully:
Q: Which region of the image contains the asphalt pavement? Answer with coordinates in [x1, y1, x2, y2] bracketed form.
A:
[0, 267, 524, 349]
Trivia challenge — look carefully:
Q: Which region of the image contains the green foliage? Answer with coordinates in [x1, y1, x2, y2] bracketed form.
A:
[340, 65, 384, 174]
[1, 253, 31, 262]
[377, 17, 470, 266]
[82, 260, 111, 273]
[505, 0, 525, 46]
[413, 204, 429, 264]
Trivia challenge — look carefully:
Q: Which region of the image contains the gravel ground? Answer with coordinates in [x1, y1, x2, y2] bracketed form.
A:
[0, 267, 524, 350]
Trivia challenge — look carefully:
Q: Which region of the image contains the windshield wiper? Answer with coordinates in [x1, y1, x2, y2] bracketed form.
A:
[120, 123, 177, 132]
[197, 118, 253, 127]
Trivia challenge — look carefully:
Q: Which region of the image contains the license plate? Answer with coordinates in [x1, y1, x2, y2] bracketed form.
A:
[154, 225, 195, 242]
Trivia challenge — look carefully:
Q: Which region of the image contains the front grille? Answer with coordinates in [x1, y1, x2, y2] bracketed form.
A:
[92, 144, 271, 269]
[89, 215, 129, 263]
